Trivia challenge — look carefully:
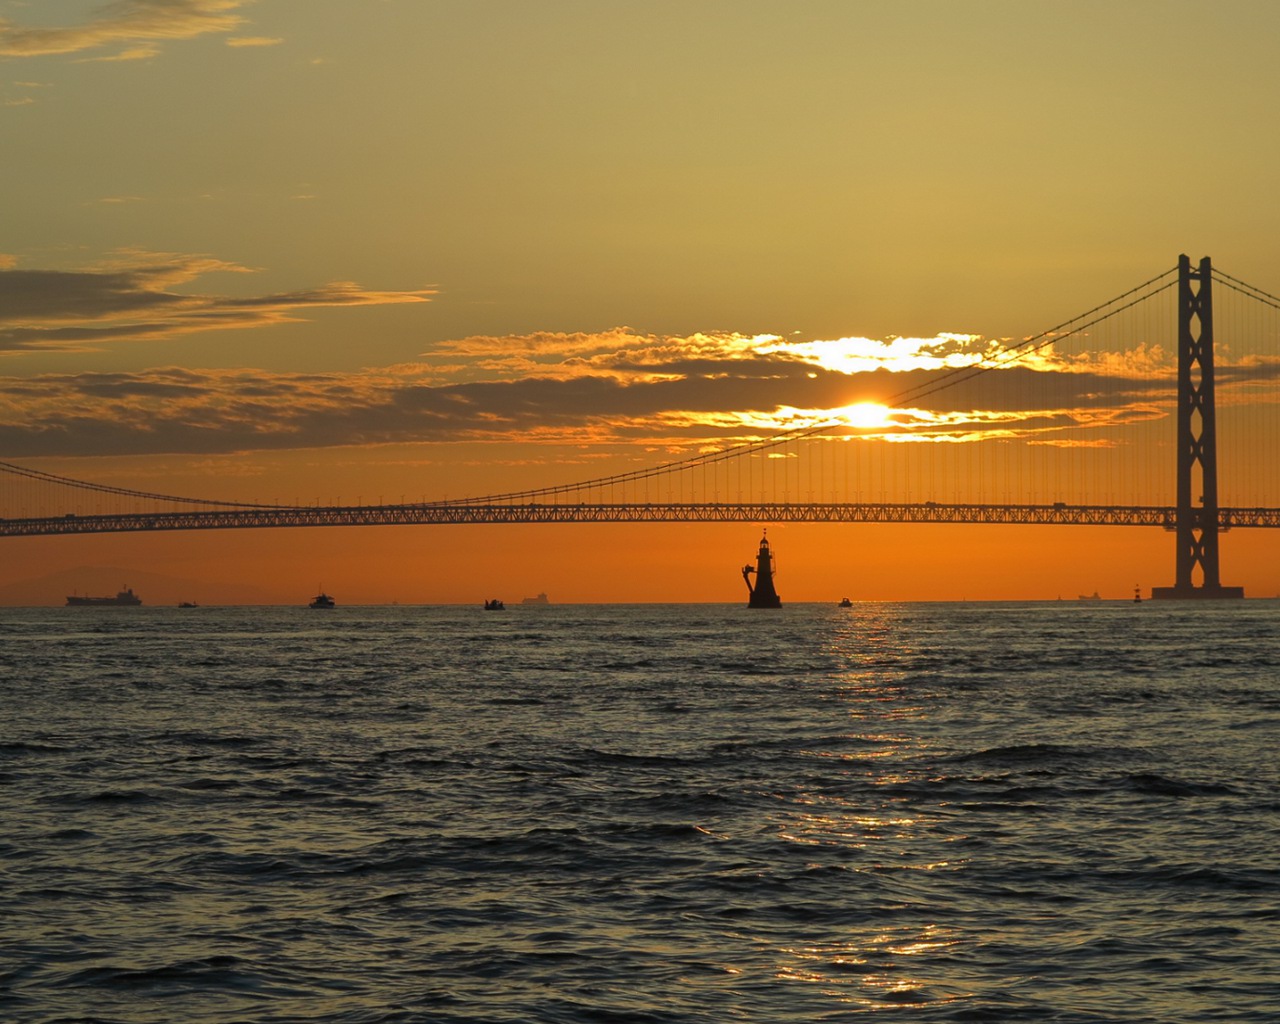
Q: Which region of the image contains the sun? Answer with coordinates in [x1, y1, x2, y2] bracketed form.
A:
[839, 401, 894, 430]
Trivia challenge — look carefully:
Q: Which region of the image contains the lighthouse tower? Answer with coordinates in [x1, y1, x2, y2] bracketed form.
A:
[742, 531, 782, 608]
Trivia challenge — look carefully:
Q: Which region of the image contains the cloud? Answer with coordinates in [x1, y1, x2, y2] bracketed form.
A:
[82, 45, 161, 63]
[0, 325, 1204, 460]
[2, 274, 1257, 462]
[2, 79, 47, 106]
[226, 36, 281, 48]
[0, 250, 435, 353]
[431, 328, 784, 384]
[0, 0, 251, 59]
[0, 362, 776, 458]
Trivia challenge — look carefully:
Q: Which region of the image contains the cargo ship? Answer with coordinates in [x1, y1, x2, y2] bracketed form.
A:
[66, 586, 142, 607]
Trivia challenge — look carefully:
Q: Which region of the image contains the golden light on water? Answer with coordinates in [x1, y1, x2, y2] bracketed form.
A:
[775, 927, 971, 1009]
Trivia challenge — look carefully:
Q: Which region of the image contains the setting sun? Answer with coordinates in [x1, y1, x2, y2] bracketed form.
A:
[838, 402, 896, 430]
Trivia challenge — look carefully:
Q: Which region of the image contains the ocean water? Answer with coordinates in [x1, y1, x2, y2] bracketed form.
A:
[2, 600, 1278, 1023]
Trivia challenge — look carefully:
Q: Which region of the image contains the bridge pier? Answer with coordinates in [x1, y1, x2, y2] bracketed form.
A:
[1152, 255, 1243, 600]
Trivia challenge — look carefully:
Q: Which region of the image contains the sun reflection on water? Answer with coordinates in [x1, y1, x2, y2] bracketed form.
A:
[755, 605, 979, 1011]
[776, 926, 972, 1010]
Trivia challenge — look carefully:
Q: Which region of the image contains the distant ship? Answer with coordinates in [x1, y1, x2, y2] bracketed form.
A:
[1078, 591, 1102, 601]
[521, 593, 549, 605]
[66, 587, 142, 607]
[309, 591, 336, 609]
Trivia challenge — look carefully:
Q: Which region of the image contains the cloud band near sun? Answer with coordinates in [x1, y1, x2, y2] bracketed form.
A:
[7, 250, 1264, 462]
[0, 337, 1193, 461]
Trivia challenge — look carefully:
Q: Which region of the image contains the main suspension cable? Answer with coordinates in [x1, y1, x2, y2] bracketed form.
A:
[0, 460, 295, 510]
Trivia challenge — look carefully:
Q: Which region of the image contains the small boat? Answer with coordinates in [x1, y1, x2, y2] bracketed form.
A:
[484, 598, 505, 610]
[838, 597, 853, 607]
[309, 592, 335, 609]
[66, 586, 142, 607]
[178, 601, 199, 608]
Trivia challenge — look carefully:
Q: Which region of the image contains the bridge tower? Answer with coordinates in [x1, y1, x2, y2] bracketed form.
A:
[1151, 254, 1244, 599]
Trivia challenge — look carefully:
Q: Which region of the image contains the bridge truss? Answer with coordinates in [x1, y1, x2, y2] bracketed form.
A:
[4, 500, 1280, 537]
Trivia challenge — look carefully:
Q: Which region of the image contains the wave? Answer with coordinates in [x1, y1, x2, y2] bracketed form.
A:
[948, 743, 1101, 766]
[63, 955, 253, 994]
[1122, 772, 1237, 797]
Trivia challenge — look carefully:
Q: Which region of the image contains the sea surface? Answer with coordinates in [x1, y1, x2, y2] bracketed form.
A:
[2, 601, 1278, 1023]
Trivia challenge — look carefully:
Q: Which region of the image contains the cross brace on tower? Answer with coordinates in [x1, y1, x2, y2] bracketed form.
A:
[1151, 254, 1243, 599]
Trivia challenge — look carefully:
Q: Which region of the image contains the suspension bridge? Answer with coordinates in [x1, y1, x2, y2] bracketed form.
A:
[3, 254, 1279, 599]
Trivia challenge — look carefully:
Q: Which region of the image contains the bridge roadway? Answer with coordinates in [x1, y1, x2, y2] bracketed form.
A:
[4, 501, 1280, 537]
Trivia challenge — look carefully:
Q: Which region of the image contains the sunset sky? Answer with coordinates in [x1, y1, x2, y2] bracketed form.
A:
[3, 0, 1280, 604]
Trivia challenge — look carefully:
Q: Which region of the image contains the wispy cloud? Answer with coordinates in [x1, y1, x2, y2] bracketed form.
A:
[0, 0, 252, 59]
[0, 250, 434, 353]
[81, 44, 161, 63]
[2, 79, 47, 105]
[226, 36, 281, 48]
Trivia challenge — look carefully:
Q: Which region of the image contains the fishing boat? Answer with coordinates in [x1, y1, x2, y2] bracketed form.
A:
[309, 591, 335, 609]
[66, 587, 141, 607]
[484, 598, 505, 610]
[838, 597, 853, 607]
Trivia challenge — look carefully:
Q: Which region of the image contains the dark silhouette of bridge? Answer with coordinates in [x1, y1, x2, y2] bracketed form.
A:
[3, 255, 1279, 598]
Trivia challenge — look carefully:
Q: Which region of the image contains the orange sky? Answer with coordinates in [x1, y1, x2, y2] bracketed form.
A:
[2, 1, 1280, 604]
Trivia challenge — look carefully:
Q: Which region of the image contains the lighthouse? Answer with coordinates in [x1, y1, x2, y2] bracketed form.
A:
[742, 531, 782, 608]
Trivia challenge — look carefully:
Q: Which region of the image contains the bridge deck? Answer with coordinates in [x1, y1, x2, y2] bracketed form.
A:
[4, 502, 1280, 537]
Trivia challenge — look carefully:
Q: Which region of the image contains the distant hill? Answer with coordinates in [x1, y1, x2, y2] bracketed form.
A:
[0, 565, 274, 607]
